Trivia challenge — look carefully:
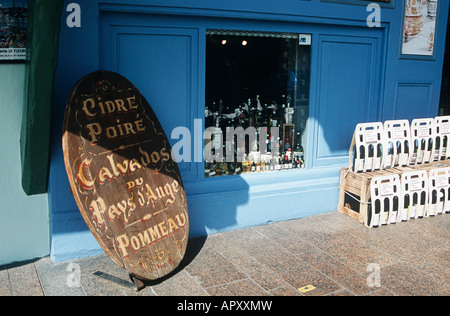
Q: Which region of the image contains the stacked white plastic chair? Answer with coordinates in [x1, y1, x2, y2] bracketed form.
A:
[369, 174, 401, 227]
[351, 122, 384, 172]
[410, 118, 437, 165]
[383, 120, 411, 169]
[427, 167, 450, 216]
[400, 171, 428, 221]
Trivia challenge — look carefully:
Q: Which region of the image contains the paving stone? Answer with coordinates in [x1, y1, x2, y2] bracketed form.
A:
[0, 269, 12, 296]
[1, 212, 448, 296]
[184, 245, 247, 288]
[7, 262, 44, 296]
[151, 270, 208, 296]
[205, 279, 269, 296]
[34, 257, 86, 296]
[380, 263, 448, 296]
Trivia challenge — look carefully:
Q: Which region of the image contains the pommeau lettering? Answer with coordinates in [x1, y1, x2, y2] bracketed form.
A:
[116, 213, 187, 258]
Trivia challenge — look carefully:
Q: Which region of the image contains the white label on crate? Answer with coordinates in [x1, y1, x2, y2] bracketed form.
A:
[394, 154, 399, 166]
[427, 204, 435, 216]
[410, 153, 417, 164]
[418, 126, 429, 138]
[445, 201, 450, 213]
[389, 211, 397, 224]
[373, 157, 381, 170]
[380, 182, 394, 196]
[392, 128, 404, 139]
[418, 204, 426, 217]
[364, 130, 378, 143]
[420, 151, 431, 162]
[425, 150, 432, 162]
[400, 208, 408, 221]
[437, 174, 447, 188]
[437, 200, 444, 214]
[405, 210, 411, 221]
[410, 178, 422, 191]
[434, 149, 440, 161]
[418, 151, 425, 163]
[441, 123, 450, 134]
[365, 158, 373, 171]
[354, 159, 363, 172]
[382, 210, 390, 225]
[408, 204, 416, 218]
[399, 153, 409, 166]
[371, 214, 380, 227]
[384, 155, 392, 168]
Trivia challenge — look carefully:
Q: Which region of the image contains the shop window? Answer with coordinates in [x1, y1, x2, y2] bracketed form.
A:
[205, 30, 311, 177]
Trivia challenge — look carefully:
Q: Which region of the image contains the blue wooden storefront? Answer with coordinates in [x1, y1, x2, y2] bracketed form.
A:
[49, 0, 449, 261]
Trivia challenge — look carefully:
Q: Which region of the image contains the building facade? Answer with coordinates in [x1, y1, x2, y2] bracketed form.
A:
[1, 0, 448, 265]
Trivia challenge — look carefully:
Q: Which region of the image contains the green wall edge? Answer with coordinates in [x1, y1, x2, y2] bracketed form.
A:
[21, 0, 65, 195]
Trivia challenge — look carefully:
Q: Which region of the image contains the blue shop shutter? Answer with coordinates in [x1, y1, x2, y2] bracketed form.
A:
[311, 33, 382, 168]
[101, 23, 200, 180]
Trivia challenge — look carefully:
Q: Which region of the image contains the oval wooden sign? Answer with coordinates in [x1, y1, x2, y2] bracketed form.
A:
[62, 70, 189, 281]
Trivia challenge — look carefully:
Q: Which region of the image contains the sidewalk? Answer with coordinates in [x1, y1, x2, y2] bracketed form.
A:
[1, 212, 449, 296]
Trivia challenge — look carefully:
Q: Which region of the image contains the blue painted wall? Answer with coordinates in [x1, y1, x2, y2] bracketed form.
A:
[49, 0, 449, 262]
[0, 65, 50, 265]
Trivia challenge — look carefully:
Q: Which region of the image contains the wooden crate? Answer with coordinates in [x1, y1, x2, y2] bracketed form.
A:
[338, 167, 407, 227]
[408, 159, 450, 173]
[338, 160, 450, 227]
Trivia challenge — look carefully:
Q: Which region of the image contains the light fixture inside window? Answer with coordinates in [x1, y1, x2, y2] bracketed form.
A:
[221, 39, 227, 45]
[242, 40, 248, 46]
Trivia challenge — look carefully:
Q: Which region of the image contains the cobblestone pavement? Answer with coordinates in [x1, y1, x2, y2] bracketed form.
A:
[1, 212, 449, 296]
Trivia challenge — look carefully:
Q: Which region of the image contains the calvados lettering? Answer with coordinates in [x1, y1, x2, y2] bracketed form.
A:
[115, 213, 187, 258]
[76, 146, 171, 190]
